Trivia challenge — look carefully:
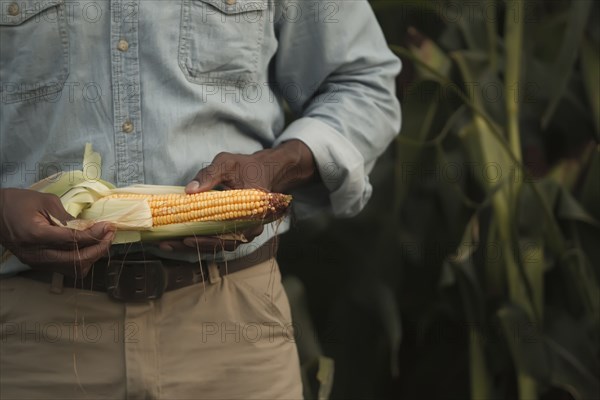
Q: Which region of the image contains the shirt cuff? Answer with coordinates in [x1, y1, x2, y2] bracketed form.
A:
[273, 117, 372, 218]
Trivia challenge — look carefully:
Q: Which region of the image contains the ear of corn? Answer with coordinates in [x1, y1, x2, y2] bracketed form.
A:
[60, 186, 292, 244]
[74, 187, 292, 243]
[103, 189, 292, 226]
[25, 144, 292, 245]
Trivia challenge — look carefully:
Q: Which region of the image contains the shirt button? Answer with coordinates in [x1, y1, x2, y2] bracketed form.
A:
[122, 120, 134, 133]
[225, 0, 236, 5]
[117, 39, 129, 52]
[7, 3, 20, 16]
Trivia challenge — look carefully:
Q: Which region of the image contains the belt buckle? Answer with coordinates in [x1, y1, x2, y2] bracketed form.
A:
[106, 259, 166, 302]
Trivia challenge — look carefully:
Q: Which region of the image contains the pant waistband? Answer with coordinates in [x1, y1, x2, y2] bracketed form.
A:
[20, 238, 277, 302]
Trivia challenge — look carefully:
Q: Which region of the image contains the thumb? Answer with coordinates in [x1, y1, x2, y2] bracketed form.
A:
[186, 164, 221, 194]
[43, 195, 75, 225]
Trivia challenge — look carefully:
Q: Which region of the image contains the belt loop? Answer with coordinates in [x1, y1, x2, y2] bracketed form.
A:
[49, 272, 64, 294]
[207, 261, 221, 284]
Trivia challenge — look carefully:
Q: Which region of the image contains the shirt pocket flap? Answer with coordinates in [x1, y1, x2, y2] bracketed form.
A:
[197, 0, 267, 15]
[1, 0, 63, 26]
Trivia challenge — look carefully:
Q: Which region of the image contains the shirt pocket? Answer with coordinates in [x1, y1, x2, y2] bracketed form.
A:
[178, 0, 267, 87]
[0, 0, 69, 104]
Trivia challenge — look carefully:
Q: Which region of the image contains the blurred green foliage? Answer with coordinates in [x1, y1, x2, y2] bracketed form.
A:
[279, 1, 600, 399]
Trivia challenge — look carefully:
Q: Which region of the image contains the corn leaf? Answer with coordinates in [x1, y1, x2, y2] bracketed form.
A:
[406, 28, 452, 82]
[485, 0, 498, 73]
[541, 0, 593, 129]
[497, 305, 548, 399]
[79, 198, 153, 230]
[113, 231, 141, 245]
[504, 0, 524, 163]
[579, 147, 600, 221]
[519, 236, 545, 321]
[450, 255, 494, 400]
[455, 0, 489, 52]
[109, 184, 186, 195]
[545, 309, 600, 400]
[580, 36, 600, 137]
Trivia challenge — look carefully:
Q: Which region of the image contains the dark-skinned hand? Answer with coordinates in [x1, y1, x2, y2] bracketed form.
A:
[0, 188, 115, 277]
[159, 139, 317, 253]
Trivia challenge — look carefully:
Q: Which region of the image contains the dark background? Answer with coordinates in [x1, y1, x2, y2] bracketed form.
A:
[278, 1, 600, 399]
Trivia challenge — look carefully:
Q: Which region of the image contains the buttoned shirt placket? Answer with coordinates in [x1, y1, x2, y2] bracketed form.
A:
[111, 0, 144, 187]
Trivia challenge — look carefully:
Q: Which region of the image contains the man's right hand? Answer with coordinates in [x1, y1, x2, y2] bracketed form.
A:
[0, 188, 115, 277]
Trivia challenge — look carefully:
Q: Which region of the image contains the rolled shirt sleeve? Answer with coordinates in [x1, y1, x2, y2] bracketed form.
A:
[272, 0, 402, 218]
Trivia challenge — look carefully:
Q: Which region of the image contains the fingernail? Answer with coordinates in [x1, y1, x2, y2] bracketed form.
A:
[186, 181, 200, 192]
[104, 224, 116, 234]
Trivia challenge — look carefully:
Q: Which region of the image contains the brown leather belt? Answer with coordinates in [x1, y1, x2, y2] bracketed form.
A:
[20, 238, 277, 302]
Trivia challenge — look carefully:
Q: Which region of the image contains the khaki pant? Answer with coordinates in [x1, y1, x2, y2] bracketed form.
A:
[0, 258, 303, 399]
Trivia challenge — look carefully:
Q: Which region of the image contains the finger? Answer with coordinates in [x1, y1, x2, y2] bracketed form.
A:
[158, 240, 192, 252]
[243, 224, 264, 241]
[185, 163, 222, 194]
[70, 223, 116, 248]
[20, 231, 114, 277]
[42, 193, 76, 224]
[33, 222, 115, 249]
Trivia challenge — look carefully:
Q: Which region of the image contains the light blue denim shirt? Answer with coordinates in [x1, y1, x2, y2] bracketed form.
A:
[0, 0, 401, 274]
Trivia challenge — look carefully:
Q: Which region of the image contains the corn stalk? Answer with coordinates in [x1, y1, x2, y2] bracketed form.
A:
[386, 0, 600, 399]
